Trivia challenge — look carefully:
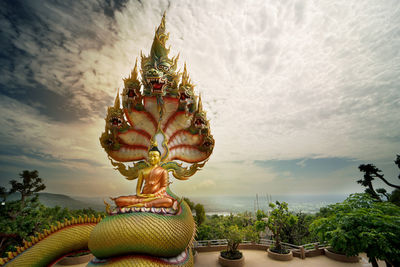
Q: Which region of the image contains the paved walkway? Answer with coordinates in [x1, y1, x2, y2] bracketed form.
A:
[195, 250, 385, 267]
[54, 250, 385, 266]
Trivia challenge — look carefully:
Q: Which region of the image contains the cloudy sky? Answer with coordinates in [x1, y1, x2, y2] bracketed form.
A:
[0, 0, 399, 199]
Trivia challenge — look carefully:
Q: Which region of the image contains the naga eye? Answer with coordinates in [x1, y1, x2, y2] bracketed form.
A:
[158, 65, 169, 71]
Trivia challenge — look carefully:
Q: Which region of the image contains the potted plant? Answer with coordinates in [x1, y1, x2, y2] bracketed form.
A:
[266, 201, 297, 261]
[219, 225, 245, 267]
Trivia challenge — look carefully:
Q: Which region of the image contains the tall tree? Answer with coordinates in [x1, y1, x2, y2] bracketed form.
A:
[194, 203, 205, 226]
[0, 187, 7, 202]
[0, 170, 46, 257]
[310, 194, 400, 267]
[357, 155, 400, 205]
[9, 170, 46, 207]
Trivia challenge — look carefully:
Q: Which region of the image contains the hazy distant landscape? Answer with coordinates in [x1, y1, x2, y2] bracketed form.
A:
[7, 193, 105, 211]
[7, 192, 347, 214]
[190, 194, 347, 214]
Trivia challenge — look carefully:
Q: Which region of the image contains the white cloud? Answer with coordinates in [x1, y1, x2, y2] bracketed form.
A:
[0, 95, 109, 171]
[129, 0, 400, 162]
[1, 0, 400, 196]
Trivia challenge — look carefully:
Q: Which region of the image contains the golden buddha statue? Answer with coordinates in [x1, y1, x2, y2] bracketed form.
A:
[111, 144, 176, 209]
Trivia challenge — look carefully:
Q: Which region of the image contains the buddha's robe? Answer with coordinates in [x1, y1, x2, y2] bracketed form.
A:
[113, 166, 175, 208]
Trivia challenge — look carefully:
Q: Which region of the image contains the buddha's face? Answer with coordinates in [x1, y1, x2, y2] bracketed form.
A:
[148, 151, 161, 166]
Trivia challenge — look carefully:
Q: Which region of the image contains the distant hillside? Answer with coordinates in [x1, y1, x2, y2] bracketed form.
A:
[6, 192, 105, 211]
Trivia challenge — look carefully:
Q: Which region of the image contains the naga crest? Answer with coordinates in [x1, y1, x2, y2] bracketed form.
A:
[100, 13, 214, 181]
[141, 13, 180, 97]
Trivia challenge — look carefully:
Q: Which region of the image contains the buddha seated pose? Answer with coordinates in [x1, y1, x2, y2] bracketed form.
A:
[111, 146, 177, 209]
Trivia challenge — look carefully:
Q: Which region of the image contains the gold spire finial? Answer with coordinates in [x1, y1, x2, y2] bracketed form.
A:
[131, 58, 138, 80]
[182, 62, 189, 86]
[150, 12, 170, 59]
[114, 89, 120, 109]
[198, 94, 203, 111]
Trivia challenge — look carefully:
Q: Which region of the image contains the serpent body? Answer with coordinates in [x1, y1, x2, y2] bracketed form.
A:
[1, 189, 195, 267]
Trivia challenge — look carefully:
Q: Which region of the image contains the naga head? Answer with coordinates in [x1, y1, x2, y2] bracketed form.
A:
[106, 91, 125, 129]
[191, 96, 209, 130]
[199, 135, 215, 154]
[122, 59, 143, 109]
[178, 63, 196, 113]
[100, 92, 126, 151]
[141, 13, 179, 97]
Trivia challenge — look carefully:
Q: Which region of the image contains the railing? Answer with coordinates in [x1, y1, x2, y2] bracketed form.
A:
[194, 239, 328, 259]
[194, 239, 228, 247]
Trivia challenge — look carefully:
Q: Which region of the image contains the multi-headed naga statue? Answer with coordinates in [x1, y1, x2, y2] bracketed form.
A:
[100, 13, 214, 209]
[1, 13, 213, 267]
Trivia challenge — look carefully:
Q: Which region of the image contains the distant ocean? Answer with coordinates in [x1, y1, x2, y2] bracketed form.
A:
[188, 194, 348, 215]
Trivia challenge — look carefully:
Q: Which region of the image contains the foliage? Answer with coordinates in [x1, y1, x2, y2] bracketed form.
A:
[281, 212, 316, 245]
[196, 216, 225, 240]
[0, 170, 105, 257]
[266, 201, 297, 254]
[244, 225, 260, 243]
[0, 187, 7, 202]
[256, 209, 266, 221]
[183, 197, 194, 210]
[389, 189, 400, 205]
[254, 220, 266, 233]
[220, 225, 244, 259]
[196, 211, 265, 242]
[310, 193, 400, 267]
[183, 197, 205, 226]
[194, 203, 205, 226]
[225, 225, 244, 252]
[357, 154, 400, 206]
[9, 170, 46, 207]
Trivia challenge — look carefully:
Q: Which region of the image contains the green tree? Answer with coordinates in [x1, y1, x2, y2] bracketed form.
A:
[220, 225, 244, 260]
[183, 197, 206, 226]
[256, 209, 266, 221]
[310, 193, 400, 267]
[254, 220, 266, 233]
[183, 197, 194, 210]
[357, 154, 400, 205]
[0, 170, 46, 256]
[281, 212, 316, 245]
[9, 170, 46, 208]
[244, 224, 260, 243]
[0, 170, 106, 257]
[266, 201, 297, 254]
[194, 203, 205, 226]
[0, 187, 7, 202]
[253, 209, 267, 241]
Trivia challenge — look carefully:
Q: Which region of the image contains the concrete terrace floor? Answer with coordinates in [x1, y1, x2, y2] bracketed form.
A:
[195, 250, 385, 267]
[54, 250, 386, 267]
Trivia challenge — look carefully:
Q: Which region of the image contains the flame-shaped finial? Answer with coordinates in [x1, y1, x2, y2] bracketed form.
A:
[131, 58, 138, 80]
[114, 89, 120, 109]
[198, 94, 203, 112]
[150, 12, 170, 60]
[181, 62, 190, 86]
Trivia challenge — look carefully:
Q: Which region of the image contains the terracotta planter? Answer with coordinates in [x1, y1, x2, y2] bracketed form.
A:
[267, 248, 293, 261]
[218, 255, 245, 267]
[57, 253, 93, 265]
[324, 248, 359, 263]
